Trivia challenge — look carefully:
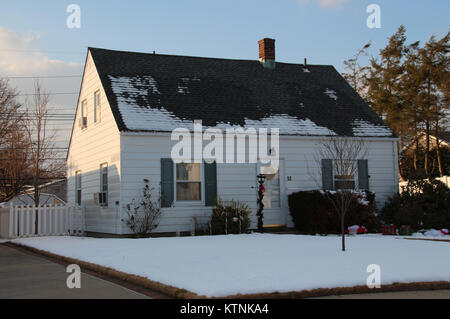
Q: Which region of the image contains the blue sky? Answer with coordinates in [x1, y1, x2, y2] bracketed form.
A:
[1, 0, 449, 70]
[0, 0, 448, 147]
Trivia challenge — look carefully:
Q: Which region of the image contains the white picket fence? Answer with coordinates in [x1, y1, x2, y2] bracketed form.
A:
[0, 204, 85, 239]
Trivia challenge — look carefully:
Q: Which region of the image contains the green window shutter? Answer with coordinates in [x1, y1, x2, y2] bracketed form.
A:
[322, 159, 334, 190]
[204, 161, 217, 206]
[160, 158, 174, 207]
[358, 159, 369, 190]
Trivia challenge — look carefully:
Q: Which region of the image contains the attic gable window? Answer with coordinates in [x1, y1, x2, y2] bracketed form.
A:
[80, 100, 87, 129]
[94, 90, 101, 123]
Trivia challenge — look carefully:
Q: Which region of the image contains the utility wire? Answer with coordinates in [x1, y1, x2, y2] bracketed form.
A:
[1, 75, 82, 79]
[0, 49, 85, 54]
[16, 92, 78, 96]
[0, 177, 66, 181]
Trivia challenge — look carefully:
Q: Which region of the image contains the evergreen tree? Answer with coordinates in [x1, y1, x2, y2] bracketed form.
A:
[419, 32, 449, 176]
[365, 26, 409, 148]
[402, 41, 422, 172]
[342, 42, 371, 99]
[345, 26, 449, 179]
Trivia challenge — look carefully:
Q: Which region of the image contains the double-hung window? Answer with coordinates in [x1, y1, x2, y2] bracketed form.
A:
[94, 90, 101, 123]
[80, 100, 87, 129]
[100, 163, 108, 207]
[75, 171, 82, 205]
[333, 160, 356, 190]
[175, 163, 201, 201]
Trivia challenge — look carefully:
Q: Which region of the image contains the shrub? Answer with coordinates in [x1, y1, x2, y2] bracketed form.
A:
[210, 198, 251, 235]
[123, 179, 162, 237]
[381, 179, 450, 230]
[288, 190, 379, 234]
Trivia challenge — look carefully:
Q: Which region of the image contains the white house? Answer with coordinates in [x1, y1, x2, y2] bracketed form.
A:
[66, 38, 399, 236]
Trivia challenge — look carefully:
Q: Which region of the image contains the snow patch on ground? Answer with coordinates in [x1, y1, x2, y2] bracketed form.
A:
[413, 229, 450, 238]
[352, 119, 392, 137]
[12, 234, 450, 297]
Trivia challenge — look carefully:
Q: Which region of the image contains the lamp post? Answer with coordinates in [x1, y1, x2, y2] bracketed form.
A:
[256, 174, 266, 233]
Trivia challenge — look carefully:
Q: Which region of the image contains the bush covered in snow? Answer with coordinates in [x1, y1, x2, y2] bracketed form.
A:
[209, 198, 251, 235]
[381, 179, 450, 230]
[288, 190, 379, 234]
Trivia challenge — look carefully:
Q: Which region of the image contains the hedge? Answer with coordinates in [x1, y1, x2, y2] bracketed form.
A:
[288, 190, 379, 234]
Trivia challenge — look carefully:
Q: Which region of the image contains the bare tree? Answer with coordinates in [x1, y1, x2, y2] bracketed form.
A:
[310, 137, 368, 251]
[0, 79, 23, 145]
[26, 81, 60, 233]
[0, 130, 32, 202]
[0, 79, 32, 202]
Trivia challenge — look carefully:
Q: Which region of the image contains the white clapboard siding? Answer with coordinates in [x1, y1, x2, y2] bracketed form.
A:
[66, 51, 121, 234]
[119, 134, 399, 233]
[2, 205, 84, 239]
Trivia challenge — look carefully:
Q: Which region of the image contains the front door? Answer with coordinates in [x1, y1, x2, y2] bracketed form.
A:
[257, 159, 286, 227]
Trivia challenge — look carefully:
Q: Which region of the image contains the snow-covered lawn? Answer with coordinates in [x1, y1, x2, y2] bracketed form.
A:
[12, 234, 450, 297]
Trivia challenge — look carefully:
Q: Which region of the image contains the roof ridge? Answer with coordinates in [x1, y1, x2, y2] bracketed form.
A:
[88, 47, 333, 67]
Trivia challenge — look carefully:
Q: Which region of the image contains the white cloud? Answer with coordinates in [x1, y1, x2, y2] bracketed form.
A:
[297, 0, 351, 8]
[0, 27, 82, 75]
[319, 0, 350, 8]
[0, 27, 84, 147]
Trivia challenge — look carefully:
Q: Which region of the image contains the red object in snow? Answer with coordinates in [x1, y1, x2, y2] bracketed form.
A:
[357, 226, 368, 234]
[382, 224, 396, 235]
[440, 229, 449, 235]
[345, 225, 367, 235]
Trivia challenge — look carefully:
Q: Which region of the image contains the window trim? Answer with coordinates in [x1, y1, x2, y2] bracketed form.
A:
[80, 99, 88, 130]
[99, 162, 108, 207]
[94, 90, 101, 124]
[173, 162, 204, 206]
[332, 159, 358, 190]
[75, 170, 82, 206]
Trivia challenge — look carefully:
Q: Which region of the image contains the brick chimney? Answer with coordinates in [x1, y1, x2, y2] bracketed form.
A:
[258, 38, 275, 69]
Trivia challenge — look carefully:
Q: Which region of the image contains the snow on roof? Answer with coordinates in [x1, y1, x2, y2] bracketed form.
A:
[110, 75, 336, 135]
[109, 75, 192, 131]
[1, 193, 66, 207]
[241, 116, 336, 136]
[91, 48, 395, 137]
[324, 88, 337, 101]
[23, 179, 66, 193]
[352, 119, 392, 137]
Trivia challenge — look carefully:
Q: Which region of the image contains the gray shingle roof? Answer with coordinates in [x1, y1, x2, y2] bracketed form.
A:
[89, 47, 393, 137]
